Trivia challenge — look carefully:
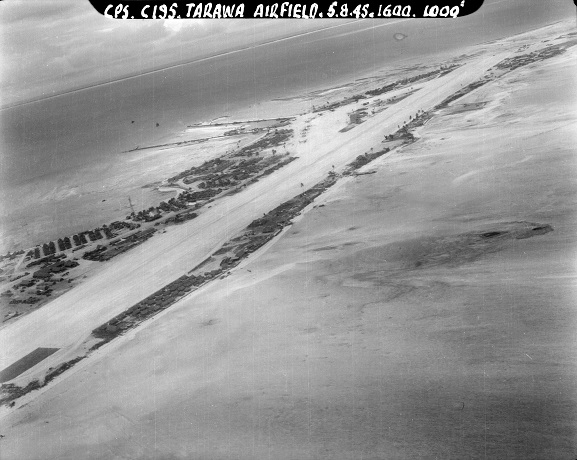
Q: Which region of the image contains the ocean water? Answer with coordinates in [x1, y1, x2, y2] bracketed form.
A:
[0, 1, 572, 251]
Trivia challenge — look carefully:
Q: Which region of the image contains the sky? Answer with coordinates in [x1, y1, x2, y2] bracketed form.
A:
[0, 1, 349, 107]
[0, 0, 574, 107]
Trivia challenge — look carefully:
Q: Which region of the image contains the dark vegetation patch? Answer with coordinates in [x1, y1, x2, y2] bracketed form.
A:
[0, 356, 85, 407]
[346, 148, 392, 171]
[88, 174, 340, 350]
[442, 102, 488, 115]
[526, 225, 553, 237]
[340, 222, 553, 282]
[82, 228, 156, 261]
[313, 246, 339, 252]
[481, 231, 506, 239]
[312, 64, 459, 115]
[410, 222, 553, 269]
[436, 44, 569, 110]
[313, 242, 359, 252]
[202, 319, 219, 327]
[0, 348, 59, 383]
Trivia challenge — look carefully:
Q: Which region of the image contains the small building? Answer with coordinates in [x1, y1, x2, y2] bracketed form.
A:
[349, 112, 362, 124]
[105, 324, 119, 333]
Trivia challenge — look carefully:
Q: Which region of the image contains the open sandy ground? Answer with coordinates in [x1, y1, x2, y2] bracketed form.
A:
[1, 23, 576, 459]
[0, 50, 508, 373]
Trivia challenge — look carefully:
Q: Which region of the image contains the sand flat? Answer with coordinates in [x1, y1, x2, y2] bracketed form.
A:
[1, 24, 576, 460]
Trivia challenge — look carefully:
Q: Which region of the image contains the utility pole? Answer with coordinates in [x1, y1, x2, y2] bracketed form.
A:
[128, 196, 135, 215]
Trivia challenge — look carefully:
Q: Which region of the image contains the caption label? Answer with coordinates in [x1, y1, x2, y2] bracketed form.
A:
[88, 0, 485, 19]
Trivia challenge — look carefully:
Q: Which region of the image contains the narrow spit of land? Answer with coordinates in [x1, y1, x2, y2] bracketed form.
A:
[3, 40, 568, 327]
[1, 34, 574, 408]
[0, 121, 296, 323]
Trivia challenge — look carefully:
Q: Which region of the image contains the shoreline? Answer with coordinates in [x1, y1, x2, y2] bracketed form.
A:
[2, 26, 574, 405]
[0, 16, 575, 401]
[3, 19, 574, 254]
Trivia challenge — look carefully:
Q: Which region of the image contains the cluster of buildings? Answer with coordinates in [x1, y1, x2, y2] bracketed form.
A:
[82, 228, 156, 262]
[103, 221, 140, 239]
[2, 124, 299, 325]
[0, 250, 25, 263]
[92, 271, 221, 341]
[32, 259, 78, 280]
[1, 254, 79, 308]
[28, 227, 113, 260]
[495, 45, 566, 72]
[129, 130, 295, 225]
[232, 129, 293, 157]
[90, 172, 341, 346]
[366, 64, 459, 98]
